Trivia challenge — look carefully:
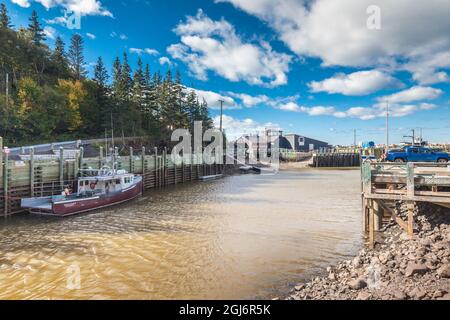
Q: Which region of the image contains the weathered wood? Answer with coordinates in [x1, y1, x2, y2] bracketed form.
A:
[3, 151, 9, 217]
[373, 200, 383, 232]
[406, 163, 415, 198]
[59, 147, 64, 191]
[141, 147, 146, 174]
[369, 200, 375, 249]
[129, 147, 134, 173]
[30, 148, 34, 197]
[99, 146, 104, 169]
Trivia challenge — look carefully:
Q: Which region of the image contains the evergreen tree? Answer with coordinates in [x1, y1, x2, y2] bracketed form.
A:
[144, 64, 151, 87]
[68, 34, 87, 80]
[93, 57, 110, 129]
[121, 52, 132, 96]
[0, 3, 12, 29]
[94, 57, 108, 87]
[132, 57, 145, 110]
[51, 36, 70, 76]
[28, 10, 45, 46]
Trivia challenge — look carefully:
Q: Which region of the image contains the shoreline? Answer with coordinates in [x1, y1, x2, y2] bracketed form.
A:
[281, 202, 450, 300]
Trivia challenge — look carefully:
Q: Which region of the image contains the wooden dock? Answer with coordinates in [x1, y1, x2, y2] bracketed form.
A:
[0, 137, 226, 217]
[361, 161, 450, 248]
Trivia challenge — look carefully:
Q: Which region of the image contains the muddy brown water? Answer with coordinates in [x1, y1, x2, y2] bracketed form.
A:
[0, 169, 363, 300]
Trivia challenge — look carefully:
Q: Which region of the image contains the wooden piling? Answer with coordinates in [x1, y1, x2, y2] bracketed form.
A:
[59, 147, 64, 191]
[373, 200, 383, 232]
[99, 146, 104, 169]
[30, 148, 34, 197]
[369, 200, 378, 249]
[141, 147, 146, 175]
[3, 150, 9, 217]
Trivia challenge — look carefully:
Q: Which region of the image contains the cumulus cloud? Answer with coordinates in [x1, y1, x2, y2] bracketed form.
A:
[12, 0, 113, 17]
[168, 9, 292, 87]
[186, 87, 237, 110]
[159, 56, 173, 67]
[218, 0, 450, 85]
[377, 86, 443, 104]
[309, 70, 403, 96]
[227, 92, 270, 107]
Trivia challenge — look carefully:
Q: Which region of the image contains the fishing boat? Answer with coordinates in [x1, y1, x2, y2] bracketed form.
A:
[21, 166, 143, 217]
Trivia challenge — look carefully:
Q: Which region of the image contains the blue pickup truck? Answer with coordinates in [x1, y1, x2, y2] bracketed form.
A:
[385, 146, 449, 163]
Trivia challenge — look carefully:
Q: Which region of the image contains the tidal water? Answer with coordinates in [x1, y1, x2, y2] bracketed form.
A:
[0, 169, 363, 300]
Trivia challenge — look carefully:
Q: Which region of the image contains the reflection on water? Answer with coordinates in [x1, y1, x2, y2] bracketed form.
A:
[0, 169, 363, 300]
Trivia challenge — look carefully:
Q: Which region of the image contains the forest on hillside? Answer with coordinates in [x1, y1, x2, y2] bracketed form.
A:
[0, 3, 213, 147]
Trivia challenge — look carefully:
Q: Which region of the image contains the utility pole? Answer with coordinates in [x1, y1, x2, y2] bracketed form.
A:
[5, 73, 9, 137]
[219, 100, 224, 133]
[386, 101, 390, 150]
[353, 129, 357, 148]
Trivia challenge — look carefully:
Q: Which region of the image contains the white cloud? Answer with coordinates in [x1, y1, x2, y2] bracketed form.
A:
[378, 86, 443, 104]
[213, 115, 281, 140]
[86, 33, 96, 40]
[159, 56, 173, 67]
[218, 0, 450, 85]
[272, 100, 438, 121]
[168, 9, 292, 87]
[227, 92, 269, 107]
[130, 48, 159, 56]
[13, 0, 113, 17]
[11, 0, 30, 7]
[110, 32, 127, 40]
[309, 70, 403, 96]
[43, 26, 56, 40]
[186, 88, 237, 110]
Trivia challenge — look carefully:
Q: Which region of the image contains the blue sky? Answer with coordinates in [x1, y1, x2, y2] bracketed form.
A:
[5, 0, 450, 145]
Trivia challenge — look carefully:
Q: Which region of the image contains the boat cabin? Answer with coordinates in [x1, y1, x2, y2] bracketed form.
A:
[77, 171, 135, 196]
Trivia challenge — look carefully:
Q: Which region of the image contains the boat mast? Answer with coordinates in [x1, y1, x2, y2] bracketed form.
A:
[110, 112, 117, 172]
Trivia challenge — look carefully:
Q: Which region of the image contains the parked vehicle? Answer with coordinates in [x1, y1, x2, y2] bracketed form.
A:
[384, 146, 449, 163]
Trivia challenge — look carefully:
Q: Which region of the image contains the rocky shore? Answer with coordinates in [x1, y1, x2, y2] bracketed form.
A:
[287, 203, 450, 300]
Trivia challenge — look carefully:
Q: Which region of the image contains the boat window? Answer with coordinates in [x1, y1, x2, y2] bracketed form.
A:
[116, 179, 121, 184]
[79, 181, 83, 187]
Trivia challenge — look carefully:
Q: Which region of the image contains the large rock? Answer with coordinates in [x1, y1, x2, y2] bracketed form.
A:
[348, 277, 367, 290]
[437, 265, 450, 278]
[404, 262, 429, 277]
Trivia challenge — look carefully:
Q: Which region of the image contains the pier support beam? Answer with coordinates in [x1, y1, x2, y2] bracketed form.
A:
[373, 200, 383, 232]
